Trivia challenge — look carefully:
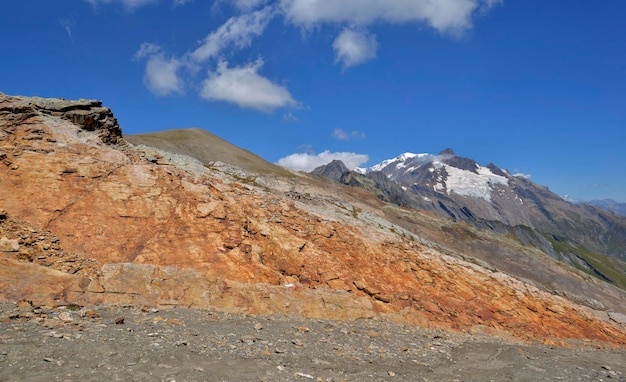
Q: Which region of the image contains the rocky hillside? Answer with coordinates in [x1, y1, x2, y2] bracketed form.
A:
[1, 92, 626, 346]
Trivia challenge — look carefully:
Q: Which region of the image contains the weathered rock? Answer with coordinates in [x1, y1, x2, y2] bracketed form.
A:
[0, 93, 625, 346]
[609, 312, 626, 325]
[0, 237, 19, 252]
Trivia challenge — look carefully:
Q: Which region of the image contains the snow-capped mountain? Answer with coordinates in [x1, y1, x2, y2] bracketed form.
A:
[358, 149, 513, 202]
[313, 149, 626, 264]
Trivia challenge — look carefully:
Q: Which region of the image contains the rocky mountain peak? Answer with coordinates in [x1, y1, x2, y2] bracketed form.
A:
[311, 160, 349, 181]
[439, 148, 456, 156]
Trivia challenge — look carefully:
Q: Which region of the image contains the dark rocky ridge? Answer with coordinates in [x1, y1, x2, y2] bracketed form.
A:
[311, 159, 349, 182]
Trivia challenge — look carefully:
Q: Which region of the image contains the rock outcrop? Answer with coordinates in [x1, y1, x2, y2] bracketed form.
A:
[1, 93, 625, 346]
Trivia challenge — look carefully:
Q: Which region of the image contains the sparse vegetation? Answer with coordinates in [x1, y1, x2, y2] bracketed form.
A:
[547, 235, 626, 289]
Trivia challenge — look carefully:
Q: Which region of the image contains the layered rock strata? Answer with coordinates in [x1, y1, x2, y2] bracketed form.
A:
[1, 93, 625, 345]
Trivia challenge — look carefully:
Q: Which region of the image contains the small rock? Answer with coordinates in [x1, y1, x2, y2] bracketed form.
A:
[58, 312, 73, 323]
[240, 335, 256, 344]
[608, 312, 626, 325]
[83, 310, 100, 319]
[114, 317, 125, 325]
[294, 372, 314, 379]
[0, 237, 20, 252]
[254, 323, 263, 330]
[292, 339, 304, 347]
[388, 371, 396, 377]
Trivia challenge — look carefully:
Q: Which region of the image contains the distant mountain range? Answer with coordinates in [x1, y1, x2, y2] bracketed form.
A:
[582, 199, 626, 217]
[313, 149, 626, 287]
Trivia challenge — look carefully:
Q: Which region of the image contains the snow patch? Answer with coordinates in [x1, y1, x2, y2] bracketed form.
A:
[442, 165, 508, 201]
[369, 152, 419, 172]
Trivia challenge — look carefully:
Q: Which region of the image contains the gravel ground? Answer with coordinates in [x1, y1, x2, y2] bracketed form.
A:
[0, 303, 624, 382]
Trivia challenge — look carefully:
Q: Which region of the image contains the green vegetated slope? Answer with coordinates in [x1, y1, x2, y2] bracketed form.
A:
[547, 235, 626, 290]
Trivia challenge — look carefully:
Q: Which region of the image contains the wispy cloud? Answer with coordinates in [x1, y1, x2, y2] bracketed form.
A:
[86, 0, 193, 11]
[282, 112, 298, 122]
[59, 19, 75, 42]
[132, 7, 299, 111]
[277, 150, 369, 172]
[332, 128, 365, 140]
[85, 0, 157, 12]
[200, 60, 298, 112]
[134, 43, 183, 96]
[191, 7, 275, 62]
[512, 172, 531, 179]
[173, 0, 192, 7]
[126, 0, 499, 112]
[230, 0, 271, 11]
[333, 28, 378, 69]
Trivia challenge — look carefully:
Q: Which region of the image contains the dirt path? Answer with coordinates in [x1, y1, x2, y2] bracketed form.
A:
[1, 303, 624, 381]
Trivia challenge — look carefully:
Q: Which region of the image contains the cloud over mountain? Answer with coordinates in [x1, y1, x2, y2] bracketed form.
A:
[277, 150, 369, 172]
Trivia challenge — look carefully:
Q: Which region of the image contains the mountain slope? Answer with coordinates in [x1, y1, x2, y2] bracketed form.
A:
[125, 128, 293, 178]
[317, 150, 626, 288]
[1, 93, 626, 345]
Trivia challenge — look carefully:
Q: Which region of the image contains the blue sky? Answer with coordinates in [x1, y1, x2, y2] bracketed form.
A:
[1, 1, 625, 202]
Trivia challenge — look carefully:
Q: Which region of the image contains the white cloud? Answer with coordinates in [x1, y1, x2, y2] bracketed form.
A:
[85, 0, 157, 11]
[192, 7, 275, 62]
[59, 19, 75, 42]
[332, 128, 365, 140]
[134, 42, 162, 60]
[200, 60, 298, 112]
[280, 0, 500, 34]
[231, 0, 270, 11]
[277, 150, 369, 172]
[134, 43, 183, 96]
[86, 0, 193, 10]
[513, 172, 531, 179]
[282, 112, 299, 122]
[333, 28, 378, 69]
[173, 0, 192, 7]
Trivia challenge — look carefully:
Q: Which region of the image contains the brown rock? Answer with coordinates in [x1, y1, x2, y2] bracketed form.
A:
[1, 93, 626, 347]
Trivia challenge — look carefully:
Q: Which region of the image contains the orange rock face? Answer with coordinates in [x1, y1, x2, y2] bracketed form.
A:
[1, 93, 625, 345]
